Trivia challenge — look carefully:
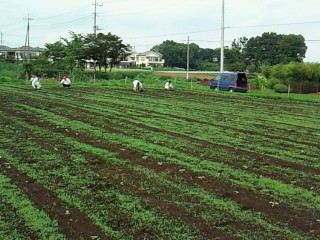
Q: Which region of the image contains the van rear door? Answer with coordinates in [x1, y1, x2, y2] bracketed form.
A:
[236, 73, 248, 89]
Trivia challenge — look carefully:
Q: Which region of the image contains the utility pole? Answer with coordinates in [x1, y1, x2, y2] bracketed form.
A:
[186, 36, 190, 80]
[93, 0, 103, 36]
[220, 0, 225, 73]
[0, 32, 3, 45]
[24, 14, 33, 62]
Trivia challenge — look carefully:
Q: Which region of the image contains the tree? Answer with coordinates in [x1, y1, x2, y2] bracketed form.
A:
[151, 40, 186, 68]
[199, 48, 216, 62]
[42, 32, 86, 72]
[151, 40, 203, 69]
[244, 32, 307, 68]
[278, 34, 307, 63]
[43, 41, 66, 69]
[84, 33, 107, 71]
[102, 33, 131, 72]
[62, 32, 86, 71]
[42, 31, 130, 73]
[84, 32, 130, 72]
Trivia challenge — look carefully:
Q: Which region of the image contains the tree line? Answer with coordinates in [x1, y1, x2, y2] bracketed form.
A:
[153, 32, 307, 72]
[20, 31, 131, 79]
[2, 30, 318, 93]
[22, 31, 308, 75]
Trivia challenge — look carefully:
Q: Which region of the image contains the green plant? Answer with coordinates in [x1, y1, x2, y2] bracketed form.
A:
[274, 84, 289, 93]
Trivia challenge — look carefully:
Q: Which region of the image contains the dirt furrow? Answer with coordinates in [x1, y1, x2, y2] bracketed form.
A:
[0, 159, 112, 240]
[3, 105, 319, 236]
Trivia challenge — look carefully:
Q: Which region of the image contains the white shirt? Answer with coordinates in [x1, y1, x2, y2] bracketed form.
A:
[31, 77, 41, 89]
[61, 78, 71, 85]
[164, 82, 173, 90]
[133, 80, 141, 87]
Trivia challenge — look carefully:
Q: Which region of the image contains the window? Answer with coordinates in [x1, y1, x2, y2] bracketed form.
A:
[147, 57, 159, 62]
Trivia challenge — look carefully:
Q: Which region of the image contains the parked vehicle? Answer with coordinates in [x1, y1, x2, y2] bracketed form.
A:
[210, 72, 248, 92]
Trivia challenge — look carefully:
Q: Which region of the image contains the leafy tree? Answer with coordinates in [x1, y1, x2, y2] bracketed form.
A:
[244, 32, 307, 68]
[1, 56, 16, 64]
[199, 48, 217, 62]
[43, 41, 66, 69]
[42, 32, 86, 73]
[41, 31, 130, 73]
[151, 41, 204, 69]
[84, 33, 107, 71]
[43, 41, 65, 61]
[188, 43, 201, 70]
[196, 48, 220, 71]
[84, 33, 131, 72]
[278, 34, 307, 63]
[231, 37, 248, 53]
[101, 33, 131, 72]
[61, 32, 86, 71]
[22, 62, 34, 80]
[151, 41, 186, 68]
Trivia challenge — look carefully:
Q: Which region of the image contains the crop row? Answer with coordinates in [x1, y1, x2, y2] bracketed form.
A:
[0, 109, 313, 239]
[0, 85, 319, 239]
[7, 86, 320, 166]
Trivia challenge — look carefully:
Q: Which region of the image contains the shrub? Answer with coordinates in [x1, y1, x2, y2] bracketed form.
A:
[0, 76, 12, 82]
[250, 75, 267, 90]
[274, 84, 289, 93]
[267, 77, 280, 89]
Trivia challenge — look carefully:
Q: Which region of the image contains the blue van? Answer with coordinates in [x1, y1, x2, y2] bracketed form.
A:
[210, 72, 248, 92]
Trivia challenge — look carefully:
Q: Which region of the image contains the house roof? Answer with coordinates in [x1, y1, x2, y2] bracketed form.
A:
[15, 46, 44, 51]
[0, 45, 12, 51]
[0, 45, 44, 52]
[137, 51, 163, 57]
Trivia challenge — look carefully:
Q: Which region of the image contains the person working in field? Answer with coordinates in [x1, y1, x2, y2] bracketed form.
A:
[60, 76, 72, 88]
[30, 75, 41, 90]
[164, 80, 173, 90]
[132, 79, 144, 92]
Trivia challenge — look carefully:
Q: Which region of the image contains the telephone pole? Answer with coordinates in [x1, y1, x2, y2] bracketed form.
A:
[24, 14, 33, 62]
[186, 36, 190, 80]
[0, 32, 3, 45]
[220, 0, 225, 73]
[93, 0, 103, 36]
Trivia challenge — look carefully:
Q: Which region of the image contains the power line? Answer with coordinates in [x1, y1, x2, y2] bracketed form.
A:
[35, 7, 88, 21]
[125, 28, 221, 40]
[228, 20, 320, 29]
[35, 15, 92, 27]
[125, 20, 320, 41]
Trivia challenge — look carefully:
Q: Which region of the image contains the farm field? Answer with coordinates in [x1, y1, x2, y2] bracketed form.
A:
[0, 84, 319, 240]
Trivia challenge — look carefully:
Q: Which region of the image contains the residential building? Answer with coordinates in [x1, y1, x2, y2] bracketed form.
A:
[118, 51, 165, 68]
[0, 45, 43, 60]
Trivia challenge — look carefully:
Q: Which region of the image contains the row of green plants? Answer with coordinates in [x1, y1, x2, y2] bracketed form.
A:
[0, 168, 66, 239]
[1, 85, 319, 239]
[7, 85, 320, 171]
[11, 88, 320, 210]
[4, 85, 320, 169]
[0, 112, 293, 239]
[75, 88, 319, 165]
[0, 98, 312, 239]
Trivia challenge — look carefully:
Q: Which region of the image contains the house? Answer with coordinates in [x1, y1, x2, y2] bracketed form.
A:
[118, 51, 165, 68]
[0, 45, 43, 60]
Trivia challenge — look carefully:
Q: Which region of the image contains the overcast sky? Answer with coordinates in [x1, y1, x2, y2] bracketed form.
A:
[1, 0, 320, 62]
